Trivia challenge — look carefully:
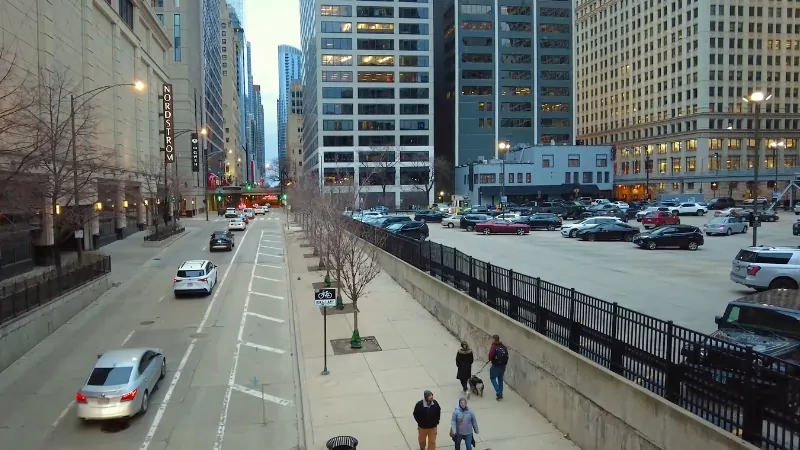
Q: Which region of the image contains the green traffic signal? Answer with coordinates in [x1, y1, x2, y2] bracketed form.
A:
[217, 195, 222, 201]
[281, 193, 287, 200]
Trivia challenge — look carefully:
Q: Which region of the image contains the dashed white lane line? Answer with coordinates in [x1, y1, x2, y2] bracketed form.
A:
[261, 245, 283, 250]
[52, 400, 75, 428]
[257, 263, 283, 269]
[158, 295, 165, 303]
[245, 311, 285, 323]
[201, 246, 207, 251]
[254, 275, 282, 282]
[250, 291, 284, 299]
[230, 384, 292, 406]
[121, 330, 135, 346]
[257, 252, 282, 258]
[262, 239, 281, 243]
[140, 225, 253, 450]
[238, 341, 286, 354]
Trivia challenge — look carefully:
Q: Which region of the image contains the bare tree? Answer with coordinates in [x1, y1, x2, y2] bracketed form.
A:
[265, 156, 290, 187]
[411, 156, 453, 207]
[358, 146, 396, 208]
[135, 156, 169, 236]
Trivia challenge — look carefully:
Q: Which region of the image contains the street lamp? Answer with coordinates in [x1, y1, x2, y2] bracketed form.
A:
[743, 90, 772, 246]
[70, 81, 145, 259]
[769, 140, 785, 197]
[172, 127, 208, 223]
[644, 153, 652, 201]
[498, 141, 510, 209]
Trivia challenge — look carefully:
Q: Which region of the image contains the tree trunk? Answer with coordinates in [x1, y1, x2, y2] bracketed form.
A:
[353, 298, 359, 330]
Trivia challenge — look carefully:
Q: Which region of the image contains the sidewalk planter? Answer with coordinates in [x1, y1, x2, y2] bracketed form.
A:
[143, 227, 186, 242]
[326, 436, 358, 450]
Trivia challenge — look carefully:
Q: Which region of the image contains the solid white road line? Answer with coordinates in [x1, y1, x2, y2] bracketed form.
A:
[230, 384, 292, 406]
[253, 275, 282, 282]
[52, 400, 75, 428]
[239, 341, 286, 354]
[261, 245, 283, 250]
[245, 312, 285, 323]
[256, 263, 283, 269]
[249, 291, 284, 299]
[139, 225, 253, 450]
[121, 330, 135, 347]
[261, 239, 281, 243]
[214, 229, 262, 450]
[257, 252, 282, 258]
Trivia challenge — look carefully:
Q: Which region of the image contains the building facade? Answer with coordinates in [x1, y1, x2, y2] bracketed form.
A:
[221, 2, 246, 186]
[202, 0, 226, 191]
[576, 0, 800, 201]
[299, 0, 436, 208]
[252, 85, 267, 183]
[287, 83, 305, 183]
[434, 0, 576, 172]
[454, 145, 614, 206]
[230, 8, 249, 178]
[278, 45, 304, 162]
[245, 41, 257, 183]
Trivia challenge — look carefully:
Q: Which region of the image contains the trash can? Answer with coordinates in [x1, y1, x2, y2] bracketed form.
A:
[326, 436, 358, 450]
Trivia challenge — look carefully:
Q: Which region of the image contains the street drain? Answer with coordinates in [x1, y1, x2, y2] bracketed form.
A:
[190, 332, 208, 338]
[100, 421, 130, 433]
[140, 320, 155, 325]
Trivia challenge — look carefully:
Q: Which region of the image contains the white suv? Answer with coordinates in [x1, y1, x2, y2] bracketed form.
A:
[174, 260, 218, 297]
[561, 217, 622, 238]
[730, 247, 800, 291]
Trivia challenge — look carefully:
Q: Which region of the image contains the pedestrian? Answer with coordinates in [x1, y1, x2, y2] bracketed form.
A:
[413, 390, 441, 450]
[456, 341, 474, 398]
[488, 334, 509, 400]
[450, 397, 479, 450]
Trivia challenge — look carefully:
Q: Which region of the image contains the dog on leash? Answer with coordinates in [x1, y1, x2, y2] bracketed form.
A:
[468, 375, 484, 397]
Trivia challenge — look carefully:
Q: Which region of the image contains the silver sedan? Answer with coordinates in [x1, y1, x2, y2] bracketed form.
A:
[702, 217, 748, 236]
[76, 348, 166, 420]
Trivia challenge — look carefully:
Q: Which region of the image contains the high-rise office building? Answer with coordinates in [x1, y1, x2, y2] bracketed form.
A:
[253, 85, 266, 182]
[245, 41, 257, 183]
[576, 0, 800, 200]
[230, 9, 248, 173]
[299, 0, 436, 208]
[287, 83, 305, 183]
[221, 2, 246, 185]
[278, 45, 303, 162]
[434, 0, 575, 171]
[203, 0, 225, 189]
[228, 0, 244, 18]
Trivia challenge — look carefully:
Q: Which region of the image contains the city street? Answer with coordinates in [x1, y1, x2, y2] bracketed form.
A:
[0, 215, 299, 450]
[428, 211, 800, 333]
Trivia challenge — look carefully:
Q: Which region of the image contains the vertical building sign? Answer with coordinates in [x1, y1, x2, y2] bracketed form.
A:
[190, 132, 200, 172]
[162, 84, 175, 163]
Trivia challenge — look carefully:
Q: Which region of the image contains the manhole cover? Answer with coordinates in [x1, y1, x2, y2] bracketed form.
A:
[100, 421, 130, 433]
[190, 332, 208, 338]
[153, 258, 161, 260]
[140, 320, 155, 325]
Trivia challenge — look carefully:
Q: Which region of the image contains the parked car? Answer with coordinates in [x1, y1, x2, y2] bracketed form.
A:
[515, 213, 562, 231]
[414, 210, 447, 223]
[794, 202, 800, 215]
[560, 217, 622, 238]
[209, 230, 235, 251]
[460, 214, 493, 232]
[474, 219, 530, 235]
[494, 212, 521, 221]
[576, 222, 641, 242]
[707, 197, 736, 210]
[386, 221, 429, 240]
[675, 203, 708, 216]
[702, 217, 748, 236]
[730, 246, 800, 290]
[743, 196, 768, 205]
[794, 220, 800, 236]
[372, 216, 412, 228]
[632, 225, 704, 251]
[636, 206, 671, 221]
[641, 211, 681, 229]
[441, 214, 463, 228]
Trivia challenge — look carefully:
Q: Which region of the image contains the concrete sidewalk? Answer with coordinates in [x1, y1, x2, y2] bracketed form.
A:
[286, 228, 578, 450]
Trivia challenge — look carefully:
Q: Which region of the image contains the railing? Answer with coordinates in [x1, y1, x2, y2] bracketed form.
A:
[0, 255, 111, 325]
[349, 219, 800, 450]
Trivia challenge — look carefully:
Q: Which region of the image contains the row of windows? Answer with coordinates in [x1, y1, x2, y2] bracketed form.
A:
[323, 119, 430, 131]
[322, 103, 430, 115]
[322, 135, 430, 147]
[321, 5, 429, 19]
[618, 139, 799, 157]
[321, 21, 429, 35]
[474, 171, 611, 185]
[619, 155, 799, 175]
[321, 54, 429, 67]
[322, 151, 430, 163]
[322, 87, 429, 99]
[322, 38, 430, 51]
[321, 71, 430, 83]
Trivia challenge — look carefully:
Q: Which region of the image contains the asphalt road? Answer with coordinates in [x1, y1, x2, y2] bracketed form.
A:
[0, 215, 300, 450]
[427, 211, 800, 334]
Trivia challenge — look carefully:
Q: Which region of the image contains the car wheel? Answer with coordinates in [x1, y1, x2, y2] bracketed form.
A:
[515, 228, 524, 235]
[569, 229, 578, 238]
[160, 358, 166, 380]
[623, 234, 633, 242]
[671, 211, 679, 216]
[420, 218, 426, 223]
[726, 228, 732, 236]
[647, 241, 657, 250]
[796, 212, 799, 216]
[770, 217, 777, 222]
[447, 223, 454, 228]
[139, 390, 149, 415]
[546, 225, 556, 231]
[769, 277, 798, 290]
[696, 210, 703, 216]
[483, 228, 491, 235]
[742, 226, 748, 233]
[587, 234, 596, 241]
[467, 226, 474, 232]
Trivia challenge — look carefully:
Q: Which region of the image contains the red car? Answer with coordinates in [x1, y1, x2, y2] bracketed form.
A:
[641, 211, 680, 229]
[474, 219, 530, 235]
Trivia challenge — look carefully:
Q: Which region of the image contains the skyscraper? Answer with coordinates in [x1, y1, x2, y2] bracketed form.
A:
[277, 45, 303, 163]
[228, 0, 244, 18]
[203, 0, 225, 187]
[252, 85, 266, 182]
[221, 2, 246, 185]
[245, 41, 257, 183]
[231, 9, 248, 171]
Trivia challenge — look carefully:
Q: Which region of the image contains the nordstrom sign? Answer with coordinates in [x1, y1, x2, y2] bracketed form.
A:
[162, 84, 175, 163]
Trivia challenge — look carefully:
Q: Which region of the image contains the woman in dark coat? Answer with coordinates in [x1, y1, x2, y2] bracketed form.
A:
[456, 341, 474, 397]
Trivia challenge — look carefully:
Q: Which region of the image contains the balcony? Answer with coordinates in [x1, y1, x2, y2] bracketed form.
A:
[615, 167, 800, 184]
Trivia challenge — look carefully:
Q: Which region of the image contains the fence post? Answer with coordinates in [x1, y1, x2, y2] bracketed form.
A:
[428, 241, 435, 276]
[485, 263, 496, 308]
[468, 256, 477, 298]
[740, 345, 765, 447]
[507, 270, 518, 321]
[609, 303, 623, 375]
[663, 320, 681, 403]
[440, 245, 445, 281]
[534, 278, 547, 334]
[568, 288, 581, 352]
[452, 248, 460, 286]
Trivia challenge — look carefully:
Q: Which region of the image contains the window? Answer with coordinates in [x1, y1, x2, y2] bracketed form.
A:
[358, 104, 395, 115]
[500, 118, 531, 127]
[508, 173, 514, 184]
[596, 154, 608, 167]
[526, 173, 531, 183]
[322, 71, 353, 82]
[582, 172, 593, 183]
[399, 119, 429, 130]
[357, 55, 394, 66]
[501, 6, 531, 15]
[357, 23, 395, 33]
[398, 72, 429, 83]
[119, 0, 134, 29]
[540, 24, 570, 33]
[399, 104, 429, 115]
[461, 21, 493, 30]
[785, 156, 798, 168]
[565, 172, 571, 183]
[399, 88, 429, 99]
[479, 174, 496, 184]
[728, 138, 741, 150]
[321, 55, 353, 66]
[686, 156, 697, 171]
[658, 159, 667, 173]
[539, 7, 570, 17]
[399, 7, 429, 18]
[359, 135, 395, 146]
[399, 39, 429, 51]
[322, 103, 354, 115]
[322, 38, 353, 50]
[173, 14, 181, 61]
[399, 136, 429, 146]
[156, 13, 164, 24]
[686, 139, 698, 151]
[323, 120, 354, 131]
[568, 154, 580, 167]
[501, 102, 531, 112]
[542, 154, 553, 168]
[359, 120, 395, 131]
[462, 86, 492, 96]
[321, 5, 352, 16]
[323, 136, 355, 147]
[358, 88, 394, 99]
[321, 21, 353, 33]
[399, 23, 429, 34]
[399, 56, 429, 67]
[462, 53, 492, 63]
[358, 71, 394, 82]
[357, 39, 393, 50]
[357, 6, 393, 17]
[709, 138, 722, 150]
[322, 87, 354, 98]
[222, 70, 227, 76]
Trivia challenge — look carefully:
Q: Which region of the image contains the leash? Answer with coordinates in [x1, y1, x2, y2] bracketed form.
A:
[476, 361, 489, 375]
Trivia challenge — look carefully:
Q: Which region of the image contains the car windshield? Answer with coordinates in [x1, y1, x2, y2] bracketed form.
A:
[386, 224, 404, 231]
[708, 218, 727, 224]
[645, 212, 658, 217]
[178, 270, 205, 278]
[722, 305, 800, 337]
[87, 366, 133, 386]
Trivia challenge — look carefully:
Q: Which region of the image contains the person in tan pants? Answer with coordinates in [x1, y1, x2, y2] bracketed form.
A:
[413, 390, 441, 450]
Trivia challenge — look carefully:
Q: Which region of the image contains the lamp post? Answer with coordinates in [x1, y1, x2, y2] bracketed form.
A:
[644, 153, 651, 201]
[70, 81, 145, 259]
[498, 141, 510, 209]
[743, 91, 772, 247]
[769, 140, 785, 197]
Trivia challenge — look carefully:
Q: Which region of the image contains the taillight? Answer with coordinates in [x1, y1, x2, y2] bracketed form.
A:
[173, 278, 180, 283]
[558, 217, 563, 223]
[746, 265, 761, 276]
[199, 277, 208, 282]
[120, 389, 138, 402]
[75, 392, 87, 403]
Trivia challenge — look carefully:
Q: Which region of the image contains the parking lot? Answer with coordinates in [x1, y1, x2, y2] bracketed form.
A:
[426, 211, 800, 334]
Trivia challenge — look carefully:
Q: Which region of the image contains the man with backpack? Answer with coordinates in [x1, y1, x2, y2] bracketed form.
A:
[488, 334, 509, 400]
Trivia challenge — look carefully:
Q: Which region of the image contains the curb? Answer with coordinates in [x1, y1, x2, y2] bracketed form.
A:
[142, 229, 191, 248]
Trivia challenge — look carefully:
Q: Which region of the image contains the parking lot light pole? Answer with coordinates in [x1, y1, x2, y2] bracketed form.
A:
[743, 91, 771, 247]
[645, 154, 651, 201]
[498, 141, 510, 210]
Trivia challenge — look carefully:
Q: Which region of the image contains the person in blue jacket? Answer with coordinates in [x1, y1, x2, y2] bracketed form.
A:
[450, 397, 479, 450]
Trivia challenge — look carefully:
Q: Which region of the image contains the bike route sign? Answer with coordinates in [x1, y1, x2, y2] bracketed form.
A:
[314, 288, 337, 307]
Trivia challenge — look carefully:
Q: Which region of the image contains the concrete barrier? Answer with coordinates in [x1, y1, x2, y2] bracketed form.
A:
[373, 247, 757, 450]
[0, 275, 110, 373]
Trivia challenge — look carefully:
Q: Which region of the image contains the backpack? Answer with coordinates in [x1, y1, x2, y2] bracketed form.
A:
[492, 345, 509, 366]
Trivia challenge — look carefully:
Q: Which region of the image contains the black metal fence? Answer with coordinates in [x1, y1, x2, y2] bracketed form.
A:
[350, 220, 800, 450]
[0, 255, 111, 325]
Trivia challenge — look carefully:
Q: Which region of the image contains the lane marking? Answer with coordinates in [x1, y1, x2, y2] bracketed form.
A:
[250, 291, 284, 299]
[239, 341, 286, 354]
[121, 330, 135, 346]
[158, 295, 165, 303]
[139, 225, 253, 450]
[52, 400, 75, 428]
[230, 383, 292, 406]
[256, 264, 283, 269]
[214, 229, 262, 450]
[257, 252, 282, 258]
[262, 239, 281, 243]
[254, 275, 282, 282]
[201, 246, 207, 251]
[245, 312, 285, 323]
[261, 245, 283, 250]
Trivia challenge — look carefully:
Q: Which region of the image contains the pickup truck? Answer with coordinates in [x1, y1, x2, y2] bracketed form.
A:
[674, 202, 708, 216]
[641, 211, 681, 229]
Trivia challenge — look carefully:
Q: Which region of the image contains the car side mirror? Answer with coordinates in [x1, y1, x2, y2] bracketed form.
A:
[714, 316, 722, 325]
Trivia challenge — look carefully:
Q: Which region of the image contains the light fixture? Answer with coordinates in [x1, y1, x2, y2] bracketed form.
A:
[742, 91, 772, 103]
[144, 199, 149, 206]
[55, 204, 61, 215]
[200, 128, 208, 136]
[95, 202, 103, 211]
[228, 149, 233, 153]
[439, 190, 445, 196]
[123, 200, 129, 208]
[133, 81, 146, 91]
[191, 199, 195, 204]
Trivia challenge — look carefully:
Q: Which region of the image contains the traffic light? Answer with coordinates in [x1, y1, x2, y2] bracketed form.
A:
[246, 184, 252, 190]
[281, 193, 287, 200]
[217, 195, 222, 201]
